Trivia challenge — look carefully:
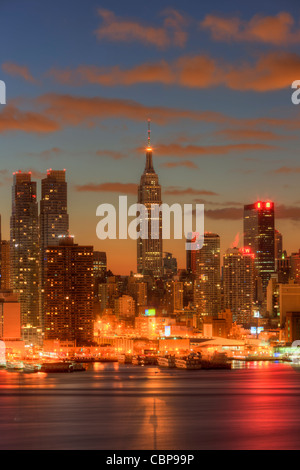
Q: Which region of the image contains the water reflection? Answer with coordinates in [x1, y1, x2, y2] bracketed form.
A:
[0, 362, 300, 449]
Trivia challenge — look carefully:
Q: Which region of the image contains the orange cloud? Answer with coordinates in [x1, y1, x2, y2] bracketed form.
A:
[160, 161, 198, 169]
[164, 187, 218, 196]
[205, 207, 243, 220]
[272, 166, 300, 174]
[48, 51, 300, 92]
[201, 12, 300, 45]
[2, 89, 299, 138]
[95, 8, 187, 48]
[96, 150, 126, 160]
[215, 128, 288, 141]
[75, 182, 138, 194]
[0, 105, 60, 134]
[2, 62, 36, 83]
[226, 52, 300, 92]
[154, 142, 276, 157]
[65, 61, 174, 86]
[276, 205, 300, 220]
[26, 147, 63, 159]
[203, 204, 300, 222]
[36, 93, 229, 126]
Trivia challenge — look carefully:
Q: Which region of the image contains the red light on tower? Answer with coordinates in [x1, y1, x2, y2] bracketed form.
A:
[266, 202, 271, 209]
[256, 202, 262, 210]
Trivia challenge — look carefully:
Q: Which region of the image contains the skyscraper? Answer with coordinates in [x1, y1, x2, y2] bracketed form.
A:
[1, 241, 10, 290]
[194, 232, 221, 316]
[40, 170, 69, 329]
[44, 236, 94, 345]
[10, 172, 40, 344]
[137, 122, 163, 278]
[186, 233, 197, 275]
[244, 201, 275, 292]
[275, 230, 283, 261]
[223, 247, 255, 326]
[40, 170, 69, 252]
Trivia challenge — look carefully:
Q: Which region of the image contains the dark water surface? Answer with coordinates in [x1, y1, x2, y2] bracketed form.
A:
[0, 361, 300, 450]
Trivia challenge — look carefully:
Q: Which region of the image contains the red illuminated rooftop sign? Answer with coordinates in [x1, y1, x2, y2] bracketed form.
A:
[256, 201, 273, 210]
[241, 247, 255, 258]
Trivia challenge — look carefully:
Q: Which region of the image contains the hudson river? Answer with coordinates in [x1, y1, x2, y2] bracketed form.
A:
[1, 362, 300, 450]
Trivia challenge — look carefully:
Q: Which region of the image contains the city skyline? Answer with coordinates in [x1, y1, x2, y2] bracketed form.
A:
[2, 1, 300, 452]
[1, 1, 300, 274]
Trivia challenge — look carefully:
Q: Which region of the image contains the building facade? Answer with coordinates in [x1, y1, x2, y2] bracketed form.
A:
[10, 172, 40, 344]
[194, 233, 221, 316]
[223, 247, 255, 326]
[244, 201, 275, 292]
[44, 237, 94, 345]
[40, 170, 69, 329]
[137, 133, 163, 278]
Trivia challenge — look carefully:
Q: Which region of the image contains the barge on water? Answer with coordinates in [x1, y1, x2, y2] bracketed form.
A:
[41, 362, 86, 373]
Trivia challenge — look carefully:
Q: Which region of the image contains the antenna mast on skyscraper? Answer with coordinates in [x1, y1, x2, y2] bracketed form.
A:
[147, 118, 151, 148]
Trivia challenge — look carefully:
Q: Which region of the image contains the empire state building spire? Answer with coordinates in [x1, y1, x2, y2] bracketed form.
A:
[145, 118, 154, 172]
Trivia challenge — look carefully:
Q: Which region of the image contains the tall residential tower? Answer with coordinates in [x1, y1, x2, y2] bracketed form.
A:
[40, 170, 69, 328]
[10, 172, 40, 344]
[194, 232, 221, 316]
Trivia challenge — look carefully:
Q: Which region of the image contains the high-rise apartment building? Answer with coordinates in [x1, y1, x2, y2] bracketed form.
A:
[194, 233, 221, 316]
[10, 172, 40, 344]
[40, 170, 69, 327]
[128, 274, 147, 314]
[93, 251, 107, 279]
[44, 237, 94, 345]
[223, 247, 255, 326]
[244, 201, 275, 292]
[93, 251, 107, 298]
[137, 123, 163, 278]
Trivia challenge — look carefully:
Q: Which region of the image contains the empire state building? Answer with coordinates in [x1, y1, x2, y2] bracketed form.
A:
[137, 122, 163, 278]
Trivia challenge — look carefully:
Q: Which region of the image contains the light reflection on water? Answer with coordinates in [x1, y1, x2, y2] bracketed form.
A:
[0, 361, 300, 450]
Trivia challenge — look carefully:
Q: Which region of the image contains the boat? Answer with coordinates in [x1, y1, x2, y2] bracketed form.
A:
[23, 364, 40, 374]
[201, 352, 232, 370]
[132, 355, 143, 365]
[131, 355, 157, 366]
[6, 361, 24, 371]
[118, 354, 132, 364]
[175, 354, 202, 370]
[41, 362, 74, 373]
[140, 356, 157, 366]
[71, 362, 86, 372]
[157, 355, 176, 368]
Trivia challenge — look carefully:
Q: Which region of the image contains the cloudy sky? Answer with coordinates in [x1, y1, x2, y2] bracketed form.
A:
[1, 0, 300, 273]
